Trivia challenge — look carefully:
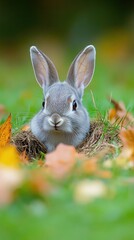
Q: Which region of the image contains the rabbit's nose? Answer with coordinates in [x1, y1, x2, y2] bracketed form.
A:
[48, 113, 64, 127]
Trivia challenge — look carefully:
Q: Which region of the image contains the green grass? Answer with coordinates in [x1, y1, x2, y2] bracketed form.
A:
[0, 53, 134, 240]
[0, 172, 134, 240]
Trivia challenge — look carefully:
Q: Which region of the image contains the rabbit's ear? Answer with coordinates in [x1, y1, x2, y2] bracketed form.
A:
[30, 46, 59, 90]
[66, 45, 96, 91]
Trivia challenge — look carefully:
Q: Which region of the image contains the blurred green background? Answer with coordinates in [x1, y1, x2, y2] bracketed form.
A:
[0, 1, 134, 240]
[0, 0, 134, 128]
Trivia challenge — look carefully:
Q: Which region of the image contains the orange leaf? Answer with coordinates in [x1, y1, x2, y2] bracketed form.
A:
[28, 169, 52, 195]
[45, 143, 78, 178]
[108, 98, 134, 127]
[119, 127, 134, 161]
[120, 127, 134, 148]
[0, 114, 12, 148]
[81, 158, 97, 174]
[21, 124, 30, 131]
[20, 150, 29, 164]
[115, 127, 134, 167]
[95, 170, 112, 179]
[108, 108, 117, 121]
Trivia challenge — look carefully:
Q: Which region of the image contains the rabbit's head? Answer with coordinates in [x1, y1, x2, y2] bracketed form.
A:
[30, 45, 96, 152]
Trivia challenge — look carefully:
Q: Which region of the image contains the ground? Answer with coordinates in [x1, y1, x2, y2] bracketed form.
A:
[0, 51, 134, 240]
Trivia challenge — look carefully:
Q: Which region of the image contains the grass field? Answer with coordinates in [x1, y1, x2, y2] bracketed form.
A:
[0, 45, 134, 240]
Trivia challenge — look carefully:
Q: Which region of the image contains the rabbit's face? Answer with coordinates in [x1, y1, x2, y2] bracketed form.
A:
[42, 82, 85, 133]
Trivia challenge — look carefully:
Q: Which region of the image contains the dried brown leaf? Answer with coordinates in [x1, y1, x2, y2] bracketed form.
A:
[0, 114, 12, 148]
[108, 98, 134, 127]
[119, 127, 134, 161]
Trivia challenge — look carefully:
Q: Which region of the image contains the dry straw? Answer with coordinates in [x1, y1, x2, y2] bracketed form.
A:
[12, 119, 120, 160]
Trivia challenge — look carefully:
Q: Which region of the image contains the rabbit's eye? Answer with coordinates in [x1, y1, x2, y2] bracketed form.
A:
[72, 100, 77, 111]
[42, 101, 45, 108]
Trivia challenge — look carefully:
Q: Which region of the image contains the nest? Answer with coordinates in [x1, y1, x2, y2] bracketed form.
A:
[11, 131, 47, 159]
[11, 120, 120, 160]
[76, 120, 119, 156]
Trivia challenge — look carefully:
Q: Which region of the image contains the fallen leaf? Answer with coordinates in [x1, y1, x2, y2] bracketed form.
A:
[95, 170, 112, 179]
[0, 167, 23, 205]
[119, 127, 134, 161]
[20, 150, 29, 164]
[74, 179, 107, 204]
[120, 127, 134, 149]
[27, 169, 52, 195]
[0, 145, 20, 168]
[21, 124, 30, 131]
[79, 149, 112, 176]
[108, 98, 134, 127]
[114, 127, 134, 168]
[37, 159, 45, 167]
[0, 114, 12, 148]
[45, 143, 78, 178]
[81, 158, 97, 174]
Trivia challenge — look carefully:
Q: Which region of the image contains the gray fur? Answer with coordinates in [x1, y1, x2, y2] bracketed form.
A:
[30, 45, 96, 152]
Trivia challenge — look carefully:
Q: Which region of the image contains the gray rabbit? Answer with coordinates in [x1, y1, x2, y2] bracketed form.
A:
[30, 45, 96, 152]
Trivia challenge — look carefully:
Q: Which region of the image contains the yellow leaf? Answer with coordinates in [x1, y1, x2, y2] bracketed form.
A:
[0, 145, 20, 168]
[0, 114, 12, 148]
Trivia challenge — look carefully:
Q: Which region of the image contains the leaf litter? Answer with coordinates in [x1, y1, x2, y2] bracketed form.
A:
[0, 99, 134, 206]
